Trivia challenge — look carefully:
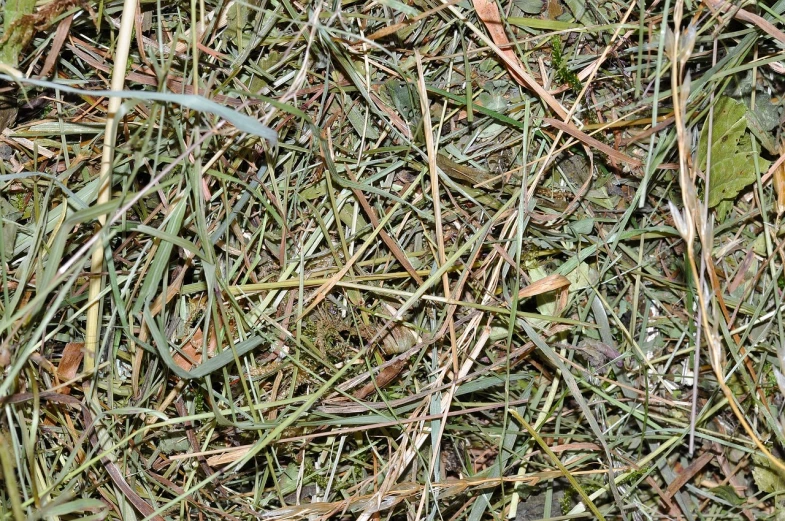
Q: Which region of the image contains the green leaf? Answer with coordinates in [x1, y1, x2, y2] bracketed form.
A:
[477, 91, 507, 112]
[132, 196, 188, 314]
[378, 0, 419, 16]
[40, 498, 107, 517]
[0, 195, 20, 255]
[567, 217, 595, 236]
[143, 303, 264, 380]
[708, 153, 759, 207]
[225, 0, 250, 29]
[697, 97, 747, 169]
[715, 199, 734, 222]
[748, 92, 781, 132]
[698, 96, 770, 209]
[14, 122, 105, 136]
[345, 96, 379, 140]
[709, 485, 745, 506]
[427, 85, 524, 130]
[513, 0, 544, 15]
[1, 0, 37, 65]
[508, 17, 581, 30]
[746, 98, 779, 154]
[565, 261, 598, 291]
[752, 453, 785, 494]
[0, 75, 278, 145]
[384, 78, 419, 124]
[300, 178, 328, 200]
[563, 0, 588, 23]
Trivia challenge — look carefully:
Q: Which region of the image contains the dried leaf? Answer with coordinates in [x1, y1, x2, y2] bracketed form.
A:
[705, 0, 785, 46]
[543, 118, 642, 168]
[774, 368, 785, 399]
[529, 268, 571, 321]
[474, 0, 535, 89]
[518, 273, 570, 299]
[546, 0, 563, 20]
[173, 328, 204, 371]
[577, 339, 624, 368]
[773, 150, 785, 215]
[435, 153, 495, 185]
[377, 303, 418, 355]
[57, 342, 84, 394]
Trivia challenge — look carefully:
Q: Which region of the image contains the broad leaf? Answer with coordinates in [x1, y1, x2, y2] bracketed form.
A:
[697, 97, 747, 166]
[752, 453, 785, 494]
[514, 0, 545, 15]
[697, 96, 770, 209]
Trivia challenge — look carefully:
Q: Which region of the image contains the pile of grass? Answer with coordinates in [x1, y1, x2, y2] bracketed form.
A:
[2, 0, 785, 519]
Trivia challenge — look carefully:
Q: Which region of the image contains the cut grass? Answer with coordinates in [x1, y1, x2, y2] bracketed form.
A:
[1, 0, 785, 520]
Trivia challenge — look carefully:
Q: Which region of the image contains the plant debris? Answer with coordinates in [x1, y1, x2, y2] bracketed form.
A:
[1, 0, 785, 519]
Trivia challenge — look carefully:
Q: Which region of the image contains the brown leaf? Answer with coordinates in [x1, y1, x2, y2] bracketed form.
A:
[365, 0, 461, 41]
[773, 151, 785, 215]
[39, 14, 73, 78]
[472, 0, 567, 120]
[353, 359, 408, 400]
[473, 0, 531, 89]
[173, 325, 219, 372]
[173, 329, 203, 371]
[543, 118, 642, 168]
[518, 274, 570, 299]
[546, 0, 563, 20]
[577, 339, 624, 368]
[704, 0, 785, 46]
[57, 342, 84, 394]
[206, 446, 249, 467]
[664, 451, 714, 500]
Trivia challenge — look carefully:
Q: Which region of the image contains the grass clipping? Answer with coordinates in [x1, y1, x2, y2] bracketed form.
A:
[1, 1, 785, 520]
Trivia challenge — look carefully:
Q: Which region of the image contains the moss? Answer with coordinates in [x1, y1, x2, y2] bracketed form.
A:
[551, 36, 582, 94]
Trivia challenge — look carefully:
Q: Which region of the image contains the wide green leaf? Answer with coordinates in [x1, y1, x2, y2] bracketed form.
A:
[697, 97, 747, 167]
[697, 96, 770, 209]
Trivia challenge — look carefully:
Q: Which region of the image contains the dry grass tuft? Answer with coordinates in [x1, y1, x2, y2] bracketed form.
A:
[2, 0, 785, 519]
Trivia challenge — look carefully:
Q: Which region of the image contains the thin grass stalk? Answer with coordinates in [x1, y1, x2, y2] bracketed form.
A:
[670, 0, 785, 476]
[84, 0, 137, 378]
[689, 34, 719, 457]
[414, 50, 457, 373]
